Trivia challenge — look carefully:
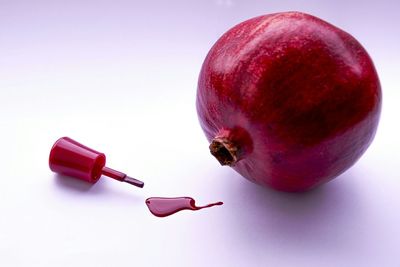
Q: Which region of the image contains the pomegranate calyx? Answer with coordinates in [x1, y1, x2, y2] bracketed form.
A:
[209, 137, 238, 166]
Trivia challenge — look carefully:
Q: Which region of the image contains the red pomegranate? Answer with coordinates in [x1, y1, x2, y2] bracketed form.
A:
[196, 12, 381, 192]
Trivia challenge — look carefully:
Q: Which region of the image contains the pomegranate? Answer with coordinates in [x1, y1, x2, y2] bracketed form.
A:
[196, 12, 381, 192]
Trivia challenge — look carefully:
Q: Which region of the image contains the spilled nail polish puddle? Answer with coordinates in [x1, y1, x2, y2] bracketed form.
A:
[145, 197, 223, 217]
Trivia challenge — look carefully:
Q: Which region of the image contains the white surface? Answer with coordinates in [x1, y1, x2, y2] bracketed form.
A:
[0, 1, 399, 266]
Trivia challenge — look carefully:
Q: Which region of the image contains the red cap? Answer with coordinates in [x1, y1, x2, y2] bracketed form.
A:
[49, 137, 144, 188]
[49, 137, 106, 183]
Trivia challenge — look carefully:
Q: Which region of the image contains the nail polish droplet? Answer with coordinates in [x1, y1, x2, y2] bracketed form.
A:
[145, 197, 223, 218]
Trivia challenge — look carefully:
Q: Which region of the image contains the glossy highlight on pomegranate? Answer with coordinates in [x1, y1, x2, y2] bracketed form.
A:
[196, 12, 381, 192]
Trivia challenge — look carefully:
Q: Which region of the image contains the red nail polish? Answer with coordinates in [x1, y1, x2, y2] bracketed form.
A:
[49, 137, 144, 188]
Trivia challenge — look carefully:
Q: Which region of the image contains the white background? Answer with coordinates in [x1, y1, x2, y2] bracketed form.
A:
[0, 0, 399, 266]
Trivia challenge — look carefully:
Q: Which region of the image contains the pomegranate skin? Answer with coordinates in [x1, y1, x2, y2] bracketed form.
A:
[196, 12, 381, 192]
